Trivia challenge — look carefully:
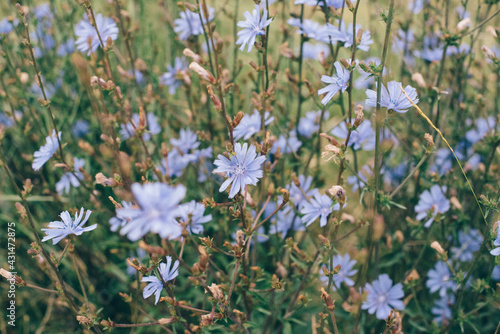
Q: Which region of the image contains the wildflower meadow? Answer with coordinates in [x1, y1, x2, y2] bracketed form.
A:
[1, 0, 500, 333]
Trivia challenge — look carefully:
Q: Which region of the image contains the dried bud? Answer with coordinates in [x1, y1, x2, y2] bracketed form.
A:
[189, 62, 216, 83]
[353, 104, 364, 127]
[411, 72, 426, 88]
[457, 18, 471, 32]
[394, 230, 404, 243]
[207, 85, 222, 111]
[424, 133, 434, 153]
[318, 234, 330, 247]
[481, 45, 496, 60]
[322, 144, 342, 162]
[158, 317, 178, 325]
[95, 172, 119, 187]
[372, 215, 385, 241]
[404, 269, 420, 284]
[431, 241, 446, 258]
[77, 316, 93, 326]
[320, 287, 335, 311]
[233, 111, 245, 128]
[207, 283, 224, 301]
[236, 230, 245, 247]
[183, 48, 203, 63]
[198, 245, 209, 272]
[327, 185, 346, 205]
[320, 133, 340, 146]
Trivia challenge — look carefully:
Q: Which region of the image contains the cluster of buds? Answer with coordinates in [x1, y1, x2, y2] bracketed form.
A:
[90, 76, 116, 91]
[320, 287, 335, 312]
[206, 283, 224, 302]
[271, 274, 286, 291]
[192, 246, 209, 275]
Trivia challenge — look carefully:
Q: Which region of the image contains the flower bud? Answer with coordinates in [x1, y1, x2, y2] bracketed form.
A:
[189, 62, 216, 83]
[207, 283, 224, 301]
[457, 18, 471, 32]
[411, 72, 426, 88]
[327, 185, 346, 205]
[431, 241, 446, 258]
[320, 287, 335, 311]
[183, 48, 203, 63]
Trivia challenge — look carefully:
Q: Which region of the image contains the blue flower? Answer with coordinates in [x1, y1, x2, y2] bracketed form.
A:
[75, 13, 119, 56]
[72, 119, 90, 138]
[56, 157, 85, 195]
[120, 112, 161, 141]
[451, 229, 483, 262]
[57, 38, 74, 57]
[432, 294, 455, 325]
[0, 18, 13, 34]
[300, 193, 340, 227]
[408, 0, 426, 14]
[0, 112, 14, 129]
[109, 201, 132, 232]
[430, 148, 453, 175]
[174, 7, 214, 41]
[415, 35, 444, 62]
[366, 81, 419, 113]
[270, 131, 302, 155]
[171, 128, 200, 153]
[362, 274, 404, 320]
[331, 120, 375, 151]
[178, 201, 212, 234]
[325, 22, 373, 51]
[465, 116, 497, 144]
[236, 5, 273, 52]
[33, 130, 61, 171]
[115, 183, 187, 241]
[415, 185, 450, 228]
[287, 18, 323, 41]
[302, 42, 330, 60]
[318, 62, 350, 105]
[142, 256, 179, 304]
[288, 174, 319, 208]
[295, 0, 354, 8]
[159, 57, 188, 95]
[269, 206, 305, 240]
[490, 223, 500, 256]
[492, 265, 500, 279]
[233, 110, 274, 141]
[41, 208, 96, 245]
[298, 110, 329, 138]
[213, 143, 266, 198]
[320, 253, 358, 290]
[426, 261, 456, 297]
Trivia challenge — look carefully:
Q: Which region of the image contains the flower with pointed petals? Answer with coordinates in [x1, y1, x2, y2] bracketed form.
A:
[298, 110, 329, 138]
[120, 113, 161, 141]
[300, 193, 341, 227]
[159, 57, 188, 95]
[451, 229, 483, 262]
[236, 5, 273, 52]
[174, 7, 214, 41]
[318, 62, 350, 105]
[331, 120, 375, 151]
[42, 208, 96, 245]
[33, 130, 61, 171]
[0, 18, 13, 35]
[270, 131, 302, 154]
[415, 185, 450, 228]
[170, 128, 200, 154]
[74, 13, 118, 56]
[233, 110, 274, 141]
[362, 274, 405, 319]
[141, 256, 180, 304]
[178, 201, 212, 234]
[213, 143, 266, 198]
[320, 253, 358, 290]
[490, 224, 500, 256]
[56, 157, 85, 195]
[116, 183, 186, 241]
[432, 294, 455, 325]
[366, 81, 419, 113]
[426, 261, 456, 297]
[269, 206, 305, 240]
[109, 201, 132, 232]
[288, 174, 319, 208]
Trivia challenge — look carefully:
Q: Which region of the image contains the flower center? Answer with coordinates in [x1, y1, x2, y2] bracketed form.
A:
[377, 294, 387, 304]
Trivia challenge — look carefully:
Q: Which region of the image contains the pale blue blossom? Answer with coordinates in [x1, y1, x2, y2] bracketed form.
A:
[318, 62, 350, 105]
[490, 224, 500, 256]
[56, 157, 85, 195]
[213, 143, 266, 198]
[72, 120, 90, 138]
[325, 22, 373, 51]
[120, 112, 161, 141]
[57, 38, 74, 57]
[295, 0, 354, 8]
[408, 0, 426, 14]
[362, 274, 404, 319]
[142, 256, 179, 304]
[298, 110, 329, 138]
[236, 5, 273, 52]
[269, 206, 305, 240]
[178, 201, 212, 234]
[171, 128, 200, 153]
[42, 208, 96, 245]
[426, 261, 456, 297]
[366, 81, 419, 113]
[109, 201, 132, 232]
[287, 18, 323, 41]
[432, 294, 455, 325]
[0, 18, 13, 35]
[160, 57, 188, 95]
[320, 253, 358, 290]
[302, 42, 330, 60]
[287, 174, 319, 208]
[115, 183, 187, 241]
[233, 109, 274, 141]
[270, 131, 302, 154]
[33, 130, 61, 171]
[465, 116, 497, 144]
[174, 7, 214, 41]
[300, 193, 340, 227]
[331, 120, 375, 151]
[451, 229, 483, 262]
[74, 13, 119, 56]
[415, 185, 450, 228]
